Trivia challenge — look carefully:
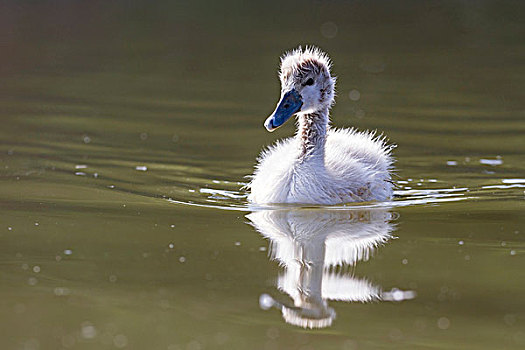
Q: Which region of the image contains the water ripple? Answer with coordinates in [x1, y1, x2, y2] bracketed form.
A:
[165, 178, 525, 212]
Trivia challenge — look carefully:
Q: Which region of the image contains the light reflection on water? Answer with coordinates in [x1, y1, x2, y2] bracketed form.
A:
[248, 209, 415, 328]
[165, 177, 525, 212]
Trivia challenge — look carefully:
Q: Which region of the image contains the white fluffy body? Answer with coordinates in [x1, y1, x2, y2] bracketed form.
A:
[248, 46, 394, 205]
[249, 128, 394, 204]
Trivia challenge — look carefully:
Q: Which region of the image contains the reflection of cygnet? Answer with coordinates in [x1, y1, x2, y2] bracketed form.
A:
[247, 209, 415, 329]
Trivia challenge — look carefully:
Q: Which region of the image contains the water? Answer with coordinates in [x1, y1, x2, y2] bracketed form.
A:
[1, 1, 525, 349]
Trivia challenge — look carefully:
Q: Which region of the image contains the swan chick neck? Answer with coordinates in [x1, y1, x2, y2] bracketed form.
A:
[296, 108, 329, 162]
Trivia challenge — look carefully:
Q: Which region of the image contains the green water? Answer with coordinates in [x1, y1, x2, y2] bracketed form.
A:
[1, 1, 524, 349]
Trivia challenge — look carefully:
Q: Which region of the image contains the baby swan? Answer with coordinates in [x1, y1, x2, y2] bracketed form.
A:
[248, 46, 394, 205]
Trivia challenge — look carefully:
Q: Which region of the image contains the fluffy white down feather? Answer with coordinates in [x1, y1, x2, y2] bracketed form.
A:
[248, 128, 394, 205]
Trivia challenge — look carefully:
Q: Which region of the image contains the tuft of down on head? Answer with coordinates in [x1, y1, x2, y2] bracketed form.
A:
[280, 46, 333, 76]
[278, 46, 337, 113]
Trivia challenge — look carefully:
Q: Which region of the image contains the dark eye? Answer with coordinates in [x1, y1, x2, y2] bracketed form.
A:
[304, 78, 314, 86]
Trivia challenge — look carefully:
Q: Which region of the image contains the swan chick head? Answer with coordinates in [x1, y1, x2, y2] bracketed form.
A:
[265, 46, 336, 132]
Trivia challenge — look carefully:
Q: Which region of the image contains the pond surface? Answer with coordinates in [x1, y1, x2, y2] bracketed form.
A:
[1, 1, 524, 349]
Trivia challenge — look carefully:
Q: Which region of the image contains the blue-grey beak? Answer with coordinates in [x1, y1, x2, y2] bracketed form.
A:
[264, 89, 303, 132]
